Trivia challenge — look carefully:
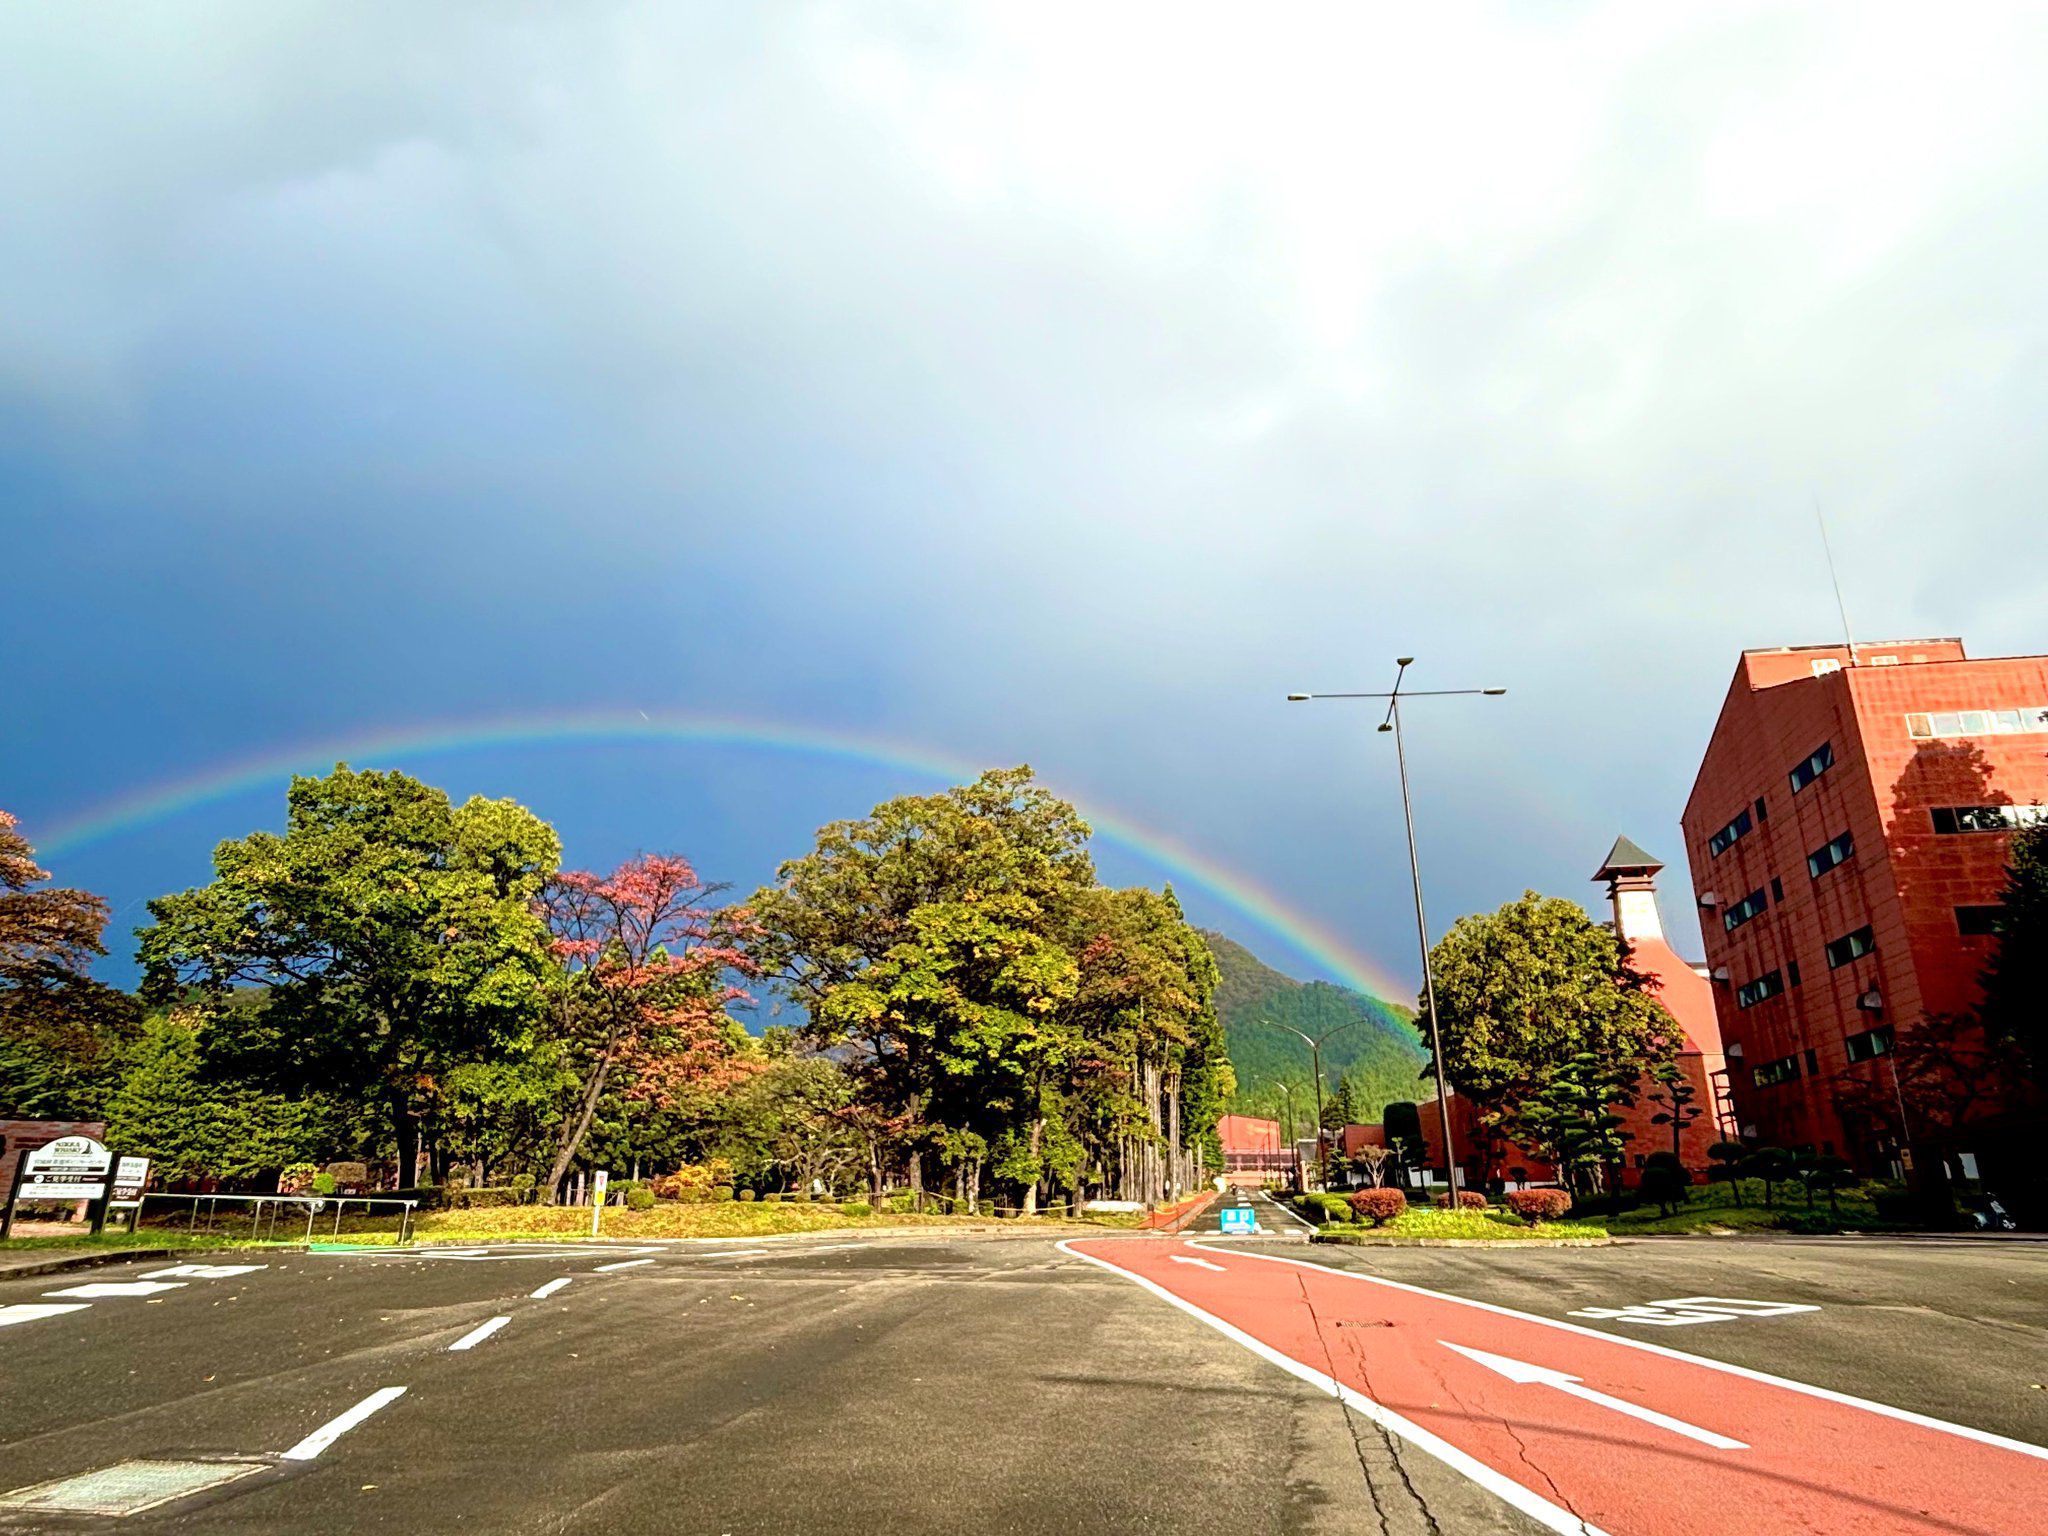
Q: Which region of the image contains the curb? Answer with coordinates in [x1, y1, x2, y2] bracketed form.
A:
[1310, 1233, 1615, 1248]
[0, 1246, 184, 1280]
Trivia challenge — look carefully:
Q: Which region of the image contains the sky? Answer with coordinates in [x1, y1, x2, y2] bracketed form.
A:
[7, 2, 2048, 1000]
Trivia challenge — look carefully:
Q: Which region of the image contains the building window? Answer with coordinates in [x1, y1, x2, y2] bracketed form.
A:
[1789, 742, 1835, 793]
[1770, 876, 1785, 903]
[1905, 706, 2048, 740]
[1807, 831, 1855, 878]
[1724, 888, 1769, 932]
[1754, 795, 1769, 823]
[1845, 1026, 1894, 1063]
[1735, 970, 1785, 1009]
[1956, 905, 2002, 936]
[1708, 809, 1753, 857]
[1825, 925, 1876, 969]
[1811, 659, 1842, 676]
[1804, 1048, 1819, 1076]
[1753, 1054, 1802, 1087]
[1787, 960, 1802, 986]
[1930, 804, 2048, 835]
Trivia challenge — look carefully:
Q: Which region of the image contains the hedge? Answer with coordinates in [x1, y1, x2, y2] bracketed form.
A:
[1347, 1188, 1407, 1227]
[1504, 1188, 1573, 1223]
[1434, 1190, 1488, 1211]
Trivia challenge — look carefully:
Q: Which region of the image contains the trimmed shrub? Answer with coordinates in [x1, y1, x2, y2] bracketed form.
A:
[626, 1187, 656, 1211]
[737, 1189, 757, 1202]
[710, 1185, 735, 1202]
[839, 1202, 872, 1218]
[1505, 1188, 1574, 1224]
[509, 1173, 536, 1203]
[888, 1194, 919, 1214]
[309, 1172, 338, 1196]
[1347, 1188, 1407, 1227]
[1434, 1190, 1488, 1210]
[447, 1185, 523, 1209]
[648, 1161, 737, 1204]
[279, 1163, 319, 1195]
[388, 1186, 448, 1211]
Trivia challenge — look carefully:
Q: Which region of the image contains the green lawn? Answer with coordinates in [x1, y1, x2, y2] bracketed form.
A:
[1601, 1180, 1897, 1235]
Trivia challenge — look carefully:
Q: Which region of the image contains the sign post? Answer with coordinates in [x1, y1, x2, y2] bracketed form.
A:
[590, 1169, 609, 1237]
[1, 1136, 114, 1240]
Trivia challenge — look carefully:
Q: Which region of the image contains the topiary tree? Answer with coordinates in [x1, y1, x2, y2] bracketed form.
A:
[1802, 1154, 1854, 1214]
[1741, 1146, 1794, 1208]
[1707, 1141, 1748, 1207]
[1639, 1151, 1688, 1217]
[1504, 1188, 1573, 1224]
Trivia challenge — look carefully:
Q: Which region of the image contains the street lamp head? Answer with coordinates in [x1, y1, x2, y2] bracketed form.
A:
[1396, 656, 1415, 667]
[1376, 722, 1393, 733]
[1286, 693, 1311, 702]
[1483, 687, 1507, 696]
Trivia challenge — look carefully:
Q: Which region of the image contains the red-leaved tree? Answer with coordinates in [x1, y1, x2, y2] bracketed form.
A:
[540, 855, 759, 1201]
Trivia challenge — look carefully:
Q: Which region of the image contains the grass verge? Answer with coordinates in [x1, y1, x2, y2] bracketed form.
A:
[1315, 1209, 1611, 1244]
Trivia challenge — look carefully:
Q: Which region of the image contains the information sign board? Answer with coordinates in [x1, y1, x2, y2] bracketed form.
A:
[109, 1156, 150, 1205]
[17, 1137, 112, 1200]
[1218, 1205, 1257, 1235]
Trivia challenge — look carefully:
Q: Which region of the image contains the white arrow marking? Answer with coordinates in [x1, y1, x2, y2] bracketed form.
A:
[0, 1303, 90, 1328]
[140, 1264, 268, 1280]
[1170, 1255, 1227, 1272]
[1442, 1341, 1747, 1450]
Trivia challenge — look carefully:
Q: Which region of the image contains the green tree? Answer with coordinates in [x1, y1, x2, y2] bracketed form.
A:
[1741, 1146, 1794, 1208]
[104, 1011, 331, 1182]
[137, 765, 560, 1186]
[1422, 891, 1674, 1182]
[1645, 1059, 1703, 1165]
[1639, 1150, 1688, 1216]
[1707, 1140, 1748, 1206]
[1515, 1049, 1639, 1197]
[749, 767, 1093, 1209]
[1980, 820, 2048, 1082]
[0, 810, 138, 1117]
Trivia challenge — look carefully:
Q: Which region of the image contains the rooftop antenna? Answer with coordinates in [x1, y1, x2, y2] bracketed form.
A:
[1814, 495, 1856, 665]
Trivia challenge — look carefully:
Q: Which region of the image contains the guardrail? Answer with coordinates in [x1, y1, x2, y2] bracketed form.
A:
[131, 1192, 419, 1246]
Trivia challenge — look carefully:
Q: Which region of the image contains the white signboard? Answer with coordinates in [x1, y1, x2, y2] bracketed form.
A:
[110, 1156, 151, 1205]
[18, 1136, 112, 1200]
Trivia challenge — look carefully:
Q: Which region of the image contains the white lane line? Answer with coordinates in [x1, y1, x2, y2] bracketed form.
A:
[1169, 1255, 1227, 1272]
[44, 1280, 187, 1299]
[0, 1303, 91, 1329]
[1257, 1192, 1317, 1232]
[280, 1386, 408, 1461]
[593, 1258, 656, 1272]
[1210, 1245, 2048, 1463]
[448, 1316, 511, 1351]
[1055, 1240, 1605, 1536]
[531, 1277, 573, 1300]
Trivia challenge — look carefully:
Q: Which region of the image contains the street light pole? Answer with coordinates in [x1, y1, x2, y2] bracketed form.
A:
[1289, 659, 1506, 1200]
[1283, 1020, 1357, 1190]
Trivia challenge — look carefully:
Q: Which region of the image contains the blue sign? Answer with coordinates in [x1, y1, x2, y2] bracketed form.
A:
[1218, 1206, 1257, 1234]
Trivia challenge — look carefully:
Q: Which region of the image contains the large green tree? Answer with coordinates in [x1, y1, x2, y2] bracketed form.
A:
[137, 766, 560, 1186]
[1422, 891, 1672, 1180]
[0, 810, 137, 1117]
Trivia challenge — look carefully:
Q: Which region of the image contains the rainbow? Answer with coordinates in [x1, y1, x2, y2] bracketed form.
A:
[35, 709, 1412, 1003]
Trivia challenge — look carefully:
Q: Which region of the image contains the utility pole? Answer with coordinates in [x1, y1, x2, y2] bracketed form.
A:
[1283, 1021, 1357, 1190]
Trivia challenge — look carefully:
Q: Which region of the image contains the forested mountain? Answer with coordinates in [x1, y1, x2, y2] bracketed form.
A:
[1204, 931, 1429, 1130]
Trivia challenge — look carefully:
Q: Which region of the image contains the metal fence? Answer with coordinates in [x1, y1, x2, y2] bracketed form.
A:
[130, 1192, 419, 1245]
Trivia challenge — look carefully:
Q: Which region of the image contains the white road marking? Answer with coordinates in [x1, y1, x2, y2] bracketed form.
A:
[139, 1264, 268, 1281]
[530, 1277, 573, 1300]
[448, 1316, 511, 1351]
[280, 1386, 408, 1461]
[593, 1258, 656, 1272]
[1256, 1192, 1318, 1232]
[692, 1250, 769, 1262]
[1056, 1240, 1607, 1536]
[1169, 1255, 1227, 1272]
[44, 1281, 187, 1299]
[1204, 1244, 2048, 1463]
[1567, 1295, 1821, 1327]
[1442, 1341, 1748, 1450]
[0, 1303, 91, 1329]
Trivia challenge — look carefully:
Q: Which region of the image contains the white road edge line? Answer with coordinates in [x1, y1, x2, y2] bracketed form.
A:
[1255, 1192, 1318, 1233]
[448, 1316, 511, 1351]
[1055, 1239, 1606, 1536]
[280, 1386, 408, 1461]
[694, 1249, 770, 1261]
[531, 1277, 573, 1300]
[1190, 1242, 2048, 1462]
[593, 1258, 656, 1272]
[0, 1303, 91, 1328]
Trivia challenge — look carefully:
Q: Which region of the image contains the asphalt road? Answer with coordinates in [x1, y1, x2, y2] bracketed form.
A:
[0, 1213, 2039, 1534]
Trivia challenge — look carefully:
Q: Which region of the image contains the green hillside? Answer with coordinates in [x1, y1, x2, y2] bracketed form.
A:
[1204, 930, 1430, 1131]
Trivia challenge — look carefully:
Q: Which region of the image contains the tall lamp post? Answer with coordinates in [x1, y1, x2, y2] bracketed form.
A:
[1289, 658, 1506, 1199]
[1264, 1078, 1299, 1184]
[1282, 1020, 1357, 1190]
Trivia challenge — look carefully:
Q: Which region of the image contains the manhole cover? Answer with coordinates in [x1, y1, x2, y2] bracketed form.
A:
[2, 1459, 268, 1516]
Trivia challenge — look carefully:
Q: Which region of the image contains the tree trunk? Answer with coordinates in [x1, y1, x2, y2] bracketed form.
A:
[546, 1053, 615, 1203]
[393, 1103, 420, 1189]
[1023, 1117, 1044, 1215]
[968, 1157, 981, 1216]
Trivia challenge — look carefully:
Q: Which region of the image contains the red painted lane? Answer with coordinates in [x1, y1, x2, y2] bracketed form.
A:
[1069, 1238, 2048, 1536]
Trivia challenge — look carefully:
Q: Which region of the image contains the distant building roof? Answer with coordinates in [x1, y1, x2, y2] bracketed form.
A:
[1593, 834, 1663, 880]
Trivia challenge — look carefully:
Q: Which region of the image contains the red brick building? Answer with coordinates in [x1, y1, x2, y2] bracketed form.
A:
[1216, 1113, 1295, 1187]
[1680, 639, 2048, 1171]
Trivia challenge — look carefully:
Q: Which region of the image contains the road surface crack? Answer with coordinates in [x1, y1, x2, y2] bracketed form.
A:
[1294, 1271, 1438, 1536]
